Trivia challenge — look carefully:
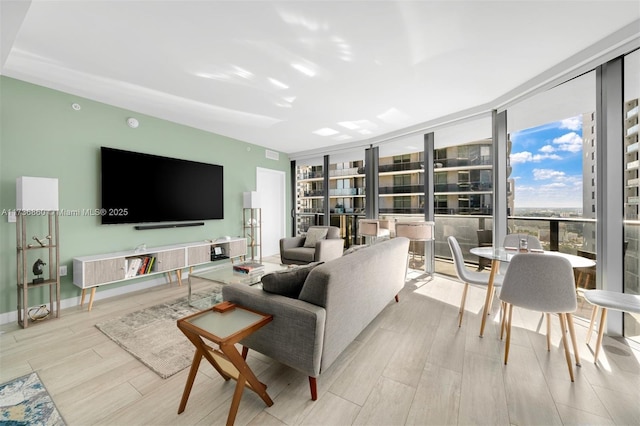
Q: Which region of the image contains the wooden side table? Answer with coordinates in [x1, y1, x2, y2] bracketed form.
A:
[176, 304, 273, 425]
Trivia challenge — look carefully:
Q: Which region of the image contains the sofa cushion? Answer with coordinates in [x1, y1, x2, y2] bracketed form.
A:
[262, 262, 322, 298]
[282, 247, 316, 263]
[304, 227, 328, 248]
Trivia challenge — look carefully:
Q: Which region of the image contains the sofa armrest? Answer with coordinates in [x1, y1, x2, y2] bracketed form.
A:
[280, 236, 305, 251]
[222, 284, 326, 377]
[314, 238, 344, 263]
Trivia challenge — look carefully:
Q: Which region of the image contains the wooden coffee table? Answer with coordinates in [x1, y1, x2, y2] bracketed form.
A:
[177, 304, 273, 426]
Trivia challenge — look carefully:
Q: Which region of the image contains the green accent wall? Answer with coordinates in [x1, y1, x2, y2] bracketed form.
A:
[0, 76, 291, 316]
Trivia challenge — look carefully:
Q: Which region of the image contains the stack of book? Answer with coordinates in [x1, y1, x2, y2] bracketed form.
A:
[125, 255, 156, 278]
[233, 261, 265, 275]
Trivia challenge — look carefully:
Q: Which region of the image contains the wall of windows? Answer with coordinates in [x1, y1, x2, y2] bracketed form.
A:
[624, 49, 640, 341]
[292, 47, 638, 341]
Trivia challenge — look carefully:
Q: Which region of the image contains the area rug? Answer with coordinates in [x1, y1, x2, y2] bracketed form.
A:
[0, 372, 66, 425]
[95, 288, 222, 379]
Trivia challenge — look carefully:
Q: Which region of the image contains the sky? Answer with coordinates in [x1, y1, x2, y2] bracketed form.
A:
[510, 115, 584, 209]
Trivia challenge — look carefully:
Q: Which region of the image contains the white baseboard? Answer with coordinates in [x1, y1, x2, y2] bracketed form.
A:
[0, 275, 172, 326]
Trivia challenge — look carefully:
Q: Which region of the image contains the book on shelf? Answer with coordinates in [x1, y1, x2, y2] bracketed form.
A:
[137, 256, 150, 275]
[145, 256, 155, 274]
[233, 261, 265, 274]
[126, 257, 142, 278]
[126, 255, 156, 278]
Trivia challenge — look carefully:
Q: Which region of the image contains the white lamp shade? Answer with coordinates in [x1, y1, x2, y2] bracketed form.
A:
[16, 176, 59, 211]
[243, 191, 260, 209]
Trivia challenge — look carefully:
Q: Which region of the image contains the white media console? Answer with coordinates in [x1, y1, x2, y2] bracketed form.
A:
[73, 237, 247, 310]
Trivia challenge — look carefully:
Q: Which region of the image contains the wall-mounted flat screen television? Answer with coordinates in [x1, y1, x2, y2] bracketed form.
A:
[101, 147, 224, 225]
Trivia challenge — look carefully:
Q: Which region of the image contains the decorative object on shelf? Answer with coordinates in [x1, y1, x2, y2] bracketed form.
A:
[243, 191, 262, 263]
[16, 176, 60, 328]
[29, 235, 51, 248]
[28, 304, 50, 321]
[32, 259, 46, 284]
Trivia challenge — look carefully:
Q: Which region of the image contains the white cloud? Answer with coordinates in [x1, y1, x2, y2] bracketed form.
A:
[532, 168, 565, 180]
[539, 145, 555, 153]
[553, 132, 583, 153]
[510, 151, 562, 164]
[559, 116, 582, 131]
[510, 151, 533, 164]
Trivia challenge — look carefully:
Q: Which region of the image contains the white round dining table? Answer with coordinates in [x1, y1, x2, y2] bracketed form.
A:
[469, 247, 596, 337]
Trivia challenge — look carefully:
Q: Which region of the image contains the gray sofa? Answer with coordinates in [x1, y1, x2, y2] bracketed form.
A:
[222, 237, 410, 400]
[279, 226, 344, 265]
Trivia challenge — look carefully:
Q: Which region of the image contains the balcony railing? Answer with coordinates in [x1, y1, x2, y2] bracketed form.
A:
[379, 184, 424, 194]
[296, 212, 598, 262]
[434, 181, 492, 193]
[434, 156, 492, 168]
[378, 161, 424, 173]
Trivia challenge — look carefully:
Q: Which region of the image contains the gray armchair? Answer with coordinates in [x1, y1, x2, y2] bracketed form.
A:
[280, 226, 344, 265]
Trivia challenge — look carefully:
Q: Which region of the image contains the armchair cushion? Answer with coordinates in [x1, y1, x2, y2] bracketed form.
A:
[303, 227, 329, 248]
[262, 262, 323, 299]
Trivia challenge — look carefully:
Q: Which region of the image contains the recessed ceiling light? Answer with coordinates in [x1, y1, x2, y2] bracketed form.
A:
[338, 121, 359, 130]
[312, 127, 339, 136]
[233, 66, 254, 79]
[291, 63, 316, 77]
[358, 129, 373, 135]
[268, 78, 289, 89]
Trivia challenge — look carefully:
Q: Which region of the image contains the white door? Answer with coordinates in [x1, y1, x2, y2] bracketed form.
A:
[256, 167, 286, 257]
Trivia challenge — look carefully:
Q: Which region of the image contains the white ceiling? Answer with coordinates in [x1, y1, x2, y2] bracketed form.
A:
[1, 1, 639, 157]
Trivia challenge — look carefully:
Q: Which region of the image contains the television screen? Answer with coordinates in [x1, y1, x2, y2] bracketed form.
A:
[100, 147, 224, 224]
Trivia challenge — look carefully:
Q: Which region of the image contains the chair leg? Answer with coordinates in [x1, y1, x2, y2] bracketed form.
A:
[558, 313, 575, 382]
[594, 308, 608, 363]
[500, 302, 507, 340]
[586, 305, 599, 345]
[566, 313, 581, 366]
[309, 377, 318, 401]
[504, 304, 514, 365]
[458, 283, 469, 327]
[546, 313, 551, 351]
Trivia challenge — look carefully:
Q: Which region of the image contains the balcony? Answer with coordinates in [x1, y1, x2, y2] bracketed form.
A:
[434, 156, 493, 168]
[434, 181, 492, 193]
[378, 161, 424, 173]
[379, 184, 424, 194]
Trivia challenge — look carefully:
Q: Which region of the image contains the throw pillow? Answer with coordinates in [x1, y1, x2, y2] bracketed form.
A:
[342, 244, 368, 256]
[262, 262, 323, 298]
[303, 227, 329, 248]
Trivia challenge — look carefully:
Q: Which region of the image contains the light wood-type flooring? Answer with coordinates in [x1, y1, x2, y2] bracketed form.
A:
[1, 267, 639, 425]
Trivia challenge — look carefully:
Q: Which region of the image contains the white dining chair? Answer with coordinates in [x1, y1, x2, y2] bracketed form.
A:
[503, 233, 543, 251]
[447, 236, 503, 328]
[583, 289, 640, 363]
[498, 253, 580, 381]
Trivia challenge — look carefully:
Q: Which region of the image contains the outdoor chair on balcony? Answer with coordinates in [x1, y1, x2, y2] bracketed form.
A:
[396, 221, 435, 274]
[359, 219, 392, 245]
[476, 229, 493, 271]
